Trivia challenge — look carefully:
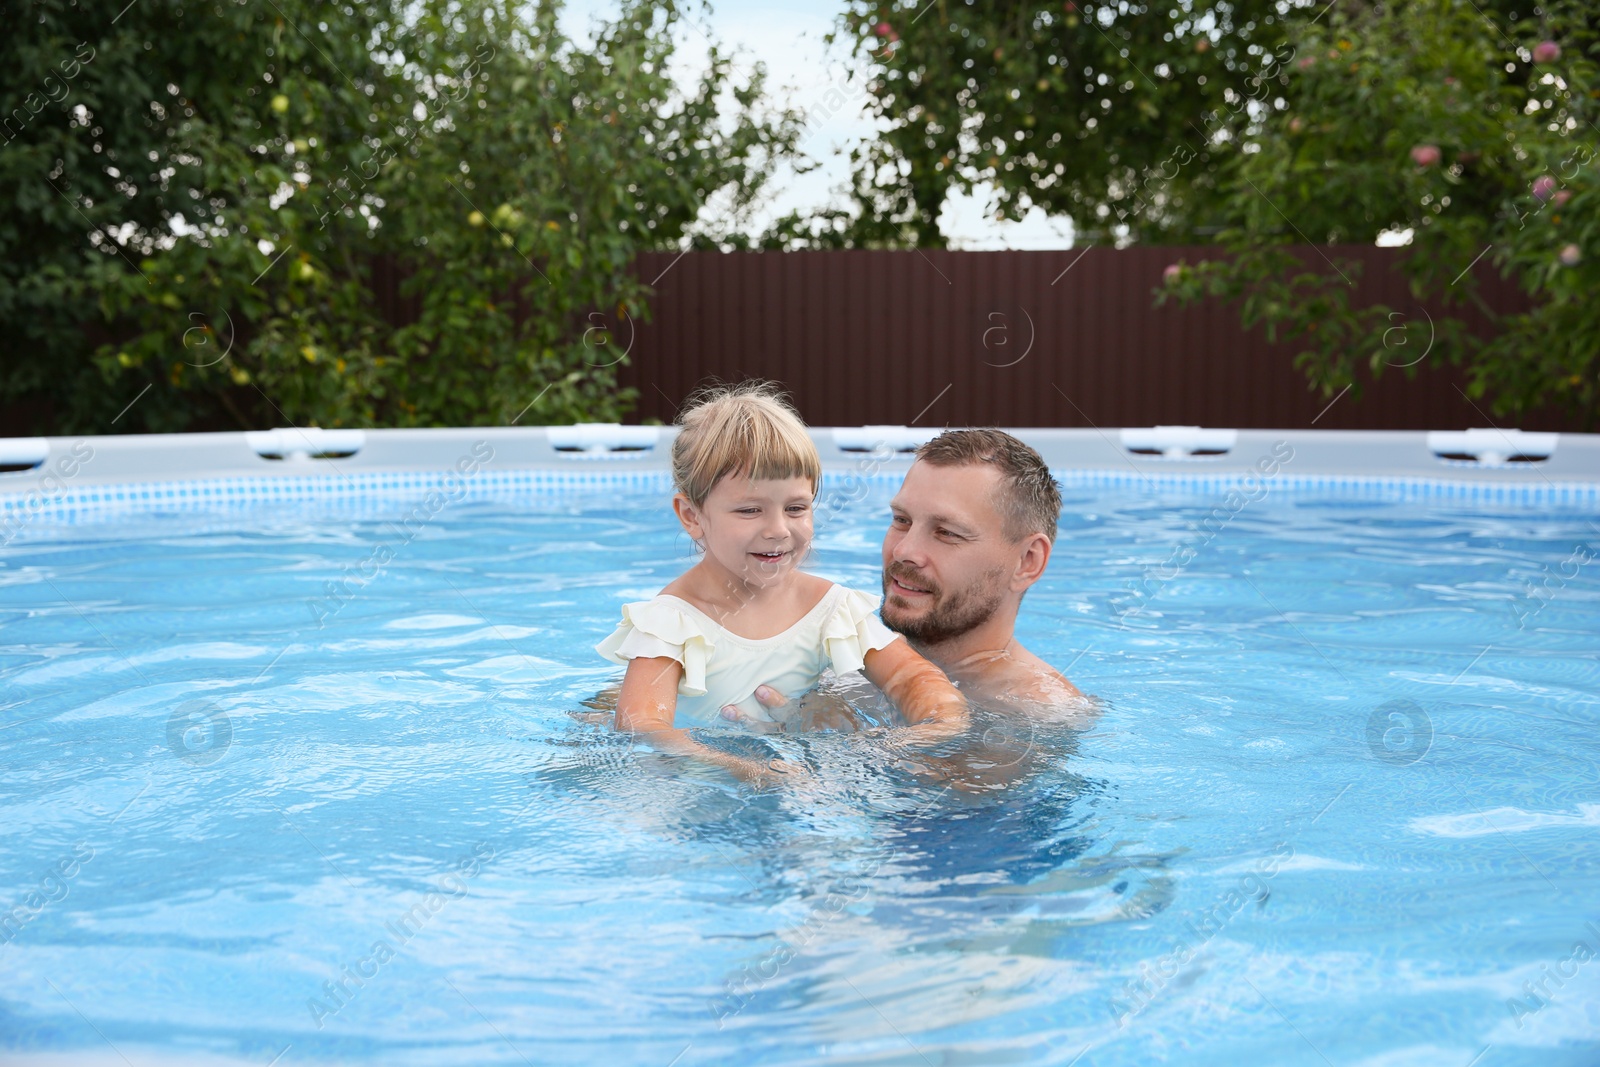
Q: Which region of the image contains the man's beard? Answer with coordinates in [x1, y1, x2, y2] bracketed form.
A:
[881, 561, 1006, 646]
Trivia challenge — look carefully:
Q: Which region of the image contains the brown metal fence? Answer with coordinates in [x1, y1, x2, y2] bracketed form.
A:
[618, 247, 1569, 431]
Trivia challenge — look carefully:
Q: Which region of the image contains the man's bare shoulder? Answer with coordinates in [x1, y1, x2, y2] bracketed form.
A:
[959, 643, 1095, 722]
[1012, 644, 1084, 700]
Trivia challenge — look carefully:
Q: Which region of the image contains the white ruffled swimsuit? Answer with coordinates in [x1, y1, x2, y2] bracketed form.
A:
[595, 583, 901, 727]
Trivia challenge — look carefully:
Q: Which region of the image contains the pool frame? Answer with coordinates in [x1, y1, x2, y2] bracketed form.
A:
[2, 426, 1598, 532]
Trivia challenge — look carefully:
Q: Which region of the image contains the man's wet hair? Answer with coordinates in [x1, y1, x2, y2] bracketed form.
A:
[914, 428, 1062, 544]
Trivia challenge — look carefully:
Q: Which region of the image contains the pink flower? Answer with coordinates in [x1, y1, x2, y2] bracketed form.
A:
[1297, 56, 1316, 70]
[1410, 144, 1441, 167]
[873, 21, 897, 41]
[1163, 264, 1182, 283]
[1554, 189, 1573, 207]
[1533, 40, 1562, 64]
[1559, 243, 1581, 266]
[1533, 175, 1557, 201]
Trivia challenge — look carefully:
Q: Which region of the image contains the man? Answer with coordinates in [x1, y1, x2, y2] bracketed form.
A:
[741, 428, 1087, 726]
[878, 428, 1084, 713]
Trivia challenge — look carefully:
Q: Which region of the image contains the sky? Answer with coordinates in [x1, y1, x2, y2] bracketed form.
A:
[558, 0, 1078, 249]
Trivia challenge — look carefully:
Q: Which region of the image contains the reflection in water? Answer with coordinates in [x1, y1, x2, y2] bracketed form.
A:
[530, 689, 1175, 1051]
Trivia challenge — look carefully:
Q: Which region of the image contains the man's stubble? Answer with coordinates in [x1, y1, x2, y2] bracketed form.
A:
[881, 560, 1010, 647]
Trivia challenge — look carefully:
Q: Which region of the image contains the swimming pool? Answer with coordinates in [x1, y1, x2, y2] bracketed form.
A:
[2, 429, 1598, 1065]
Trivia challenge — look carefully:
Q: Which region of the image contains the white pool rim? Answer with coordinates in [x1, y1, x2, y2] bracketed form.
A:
[2, 426, 1598, 527]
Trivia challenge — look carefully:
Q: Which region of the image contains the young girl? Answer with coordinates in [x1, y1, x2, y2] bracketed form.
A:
[595, 382, 968, 784]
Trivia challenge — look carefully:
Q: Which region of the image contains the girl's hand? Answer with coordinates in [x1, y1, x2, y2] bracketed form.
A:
[741, 756, 811, 789]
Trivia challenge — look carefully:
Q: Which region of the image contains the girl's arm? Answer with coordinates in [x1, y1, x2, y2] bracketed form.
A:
[615, 656, 798, 786]
[861, 640, 970, 745]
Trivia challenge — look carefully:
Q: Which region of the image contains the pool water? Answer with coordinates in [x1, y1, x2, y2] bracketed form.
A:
[2, 476, 1598, 1066]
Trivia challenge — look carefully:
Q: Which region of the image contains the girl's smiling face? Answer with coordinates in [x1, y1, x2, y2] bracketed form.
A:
[674, 472, 815, 588]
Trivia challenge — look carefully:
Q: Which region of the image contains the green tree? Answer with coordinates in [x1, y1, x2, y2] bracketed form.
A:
[831, 0, 1595, 425]
[1, 0, 799, 434]
[1157, 0, 1598, 426]
[833, 0, 1297, 245]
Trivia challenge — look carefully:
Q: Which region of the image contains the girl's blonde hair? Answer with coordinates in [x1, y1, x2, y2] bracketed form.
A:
[672, 381, 821, 507]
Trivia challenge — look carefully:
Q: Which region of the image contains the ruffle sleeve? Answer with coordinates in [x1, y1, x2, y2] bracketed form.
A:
[594, 599, 715, 697]
[822, 587, 902, 677]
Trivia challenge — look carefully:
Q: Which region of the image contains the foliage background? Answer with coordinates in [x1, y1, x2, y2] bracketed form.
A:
[4, 0, 1596, 431]
[830, 0, 1598, 426]
[0, 0, 798, 434]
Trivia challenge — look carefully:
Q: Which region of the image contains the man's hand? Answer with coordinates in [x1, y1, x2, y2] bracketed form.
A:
[722, 685, 867, 733]
[719, 685, 789, 729]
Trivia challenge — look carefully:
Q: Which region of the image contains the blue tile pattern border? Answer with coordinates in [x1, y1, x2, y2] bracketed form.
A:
[823, 468, 1600, 507]
[1050, 469, 1600, 506]
[1, 465, 1596, 542]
